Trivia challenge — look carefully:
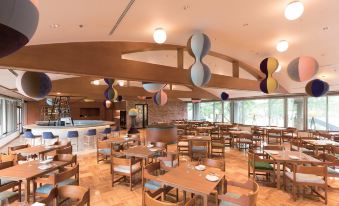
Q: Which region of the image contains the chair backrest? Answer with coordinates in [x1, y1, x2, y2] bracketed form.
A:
[267, 129, 281, 135]
[97, 140, 112, 149]
[145, 191, 184, 206]
[202, 158, 225, 171]
[153, 142, 167, 150]
[144, 162, 161, 180]
[86, 129, 96, 136]
[55, 164, 79, 184]
[58, 185, 90, 206]
[103, 127, 112, 134]
[296, 164, 327, 177]
[0, 161, 14, 170]
[263, 145, 284, 151]
[221, 180, 259, 206]
[238, 133, 253, 139]
[8, 144, 29, 154]
[53, 154, 77, 165]
[24, 131, 34, 138]
[191, 140, 208, 147]
[56, 146, 73, 155]
[43, 132, 55, 139]
[39, 187, 58, 206]
[67, 131, 79, 138]
[112, 155, 132, 167]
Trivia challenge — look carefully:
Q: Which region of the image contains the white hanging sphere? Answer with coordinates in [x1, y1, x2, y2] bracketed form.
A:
[276, 40, 289, 52]
[284, 1, 304, 21]
[153, 28, 167, 44]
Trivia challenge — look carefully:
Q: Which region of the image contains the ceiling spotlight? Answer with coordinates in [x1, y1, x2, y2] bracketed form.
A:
[284, 1, 304, 21]
[118, 80, 124, 87]
[276, 64, 282, 72]
[153, 28, 167, 44]
[50, 24, 60, 28]
[92, 80, 100, 85]
[276, 40, 289, 52]
[56, 92, 61, 95]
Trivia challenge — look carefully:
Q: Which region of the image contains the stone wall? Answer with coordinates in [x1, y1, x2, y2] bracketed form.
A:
[126, 100, 187, 128]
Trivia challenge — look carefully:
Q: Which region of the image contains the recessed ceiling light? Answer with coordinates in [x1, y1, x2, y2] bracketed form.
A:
[276, 40, 289, 52]
[284, 1, 304, 21]
[56, 92, 61, 95]
[92, 80, 100, 85]
[323, 26, 328, 31]
[276, 64, 282, 72]
[50, 24, 60, 28]
[242, 23, 249, 27]
[153, 28, 167, 44]
[118, 80, 124, 87]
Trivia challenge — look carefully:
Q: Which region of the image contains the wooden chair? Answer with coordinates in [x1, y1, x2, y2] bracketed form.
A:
[284, 163, 328, 204]
[218, 179, 259, 206]
[34, 164, 80, 201]
[282, 127, 297, 142]
[248, 151, 275, 182]
[56, 146, 73, 155]
[211, 131, 225, 157]
[58, 185, 90, 206]
[96, 140, 113, 164]
[201, 158, 225, 171]
[267, 129, 282, 145]
[236, 133, 253, 150]
[0, 179, 21, 203]
[53, 154, 77, 166]
[111, 154, 142, 190]
[177, 136, 189, 156]
[144, 189, 196, 206]
[35, 187, 58, 206]
[221, 130, 232, 147]
[327, 145, 339, 158]
[317, 153, 339, 178]
[8, 144, 29, 162]
[263, 145, 284, 151]
[190, 140, 209, 161]
[0, 161, 18, 186]
[157, 152, 179, 168]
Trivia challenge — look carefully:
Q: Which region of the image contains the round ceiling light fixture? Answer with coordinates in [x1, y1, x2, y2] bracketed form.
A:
[153, 28, 167, 44]
[284, 1, 304, 21]
[276, 64, 282, 72]
[118, 80, 124, 87]
[92, 80, 100, 85]
[276, 40, 289, 52]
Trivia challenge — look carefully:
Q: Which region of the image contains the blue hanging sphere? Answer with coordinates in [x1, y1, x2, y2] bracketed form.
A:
[220, 92, 229, 101]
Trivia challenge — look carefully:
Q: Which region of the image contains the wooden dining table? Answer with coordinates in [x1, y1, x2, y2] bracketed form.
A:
[264, 150, 322, 189]
[0, 160, 69, 203]
[13, 144, 66, 160]
[301, 139, 339, 155]
[157, 163, 225, 206]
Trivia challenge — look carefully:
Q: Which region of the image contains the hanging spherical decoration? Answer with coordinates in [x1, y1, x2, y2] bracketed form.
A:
[117, 95, 123, 102]
[46, 98, 53, 106]
[220, 92, 229, 101]
[153, 90, 168, 106]
[104, 78, 116, 86]
[128, 108, 138, 117]
[0, 0, 39, 58]
[259, 57, 279, 94]
[287, 56, 319, 82]
[305, 79, 329, 97]
[142, 82, 165, 93]
[103, 100, 112, 109]
[104, 87, 118, 101]
[191, 98, 202, 103]
[187, 32, 211, 87]
[16, 71, 52, 99]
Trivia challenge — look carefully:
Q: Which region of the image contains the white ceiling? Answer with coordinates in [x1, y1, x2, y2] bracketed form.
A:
[2, 0, 339, 99]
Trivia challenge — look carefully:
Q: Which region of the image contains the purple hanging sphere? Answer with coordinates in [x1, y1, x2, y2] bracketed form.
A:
[220, 92, 229, 101]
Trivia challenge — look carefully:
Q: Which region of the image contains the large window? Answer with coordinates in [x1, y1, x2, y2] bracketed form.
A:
[0, 98, 22, 138]
[287, 97, 304, 130]
[269, 99, 284, 127]
[307, 97, 327, 130]
[327, 96, 339, 131]
[187, 103, 193, 120]
[198, 102, 215, 122]
[223, 101, 231, 123]
[234, 99, 269, 126]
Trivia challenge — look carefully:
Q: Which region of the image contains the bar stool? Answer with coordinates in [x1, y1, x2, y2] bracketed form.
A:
[85, 129, 97, 147]
[24, 131, 41, 146]
[67, 131, 79, 152]
[42, 132, 59, 145]
[101, 128, 111, 139]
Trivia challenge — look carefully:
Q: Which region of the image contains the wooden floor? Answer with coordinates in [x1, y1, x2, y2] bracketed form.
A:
[4, 132, 339, 206]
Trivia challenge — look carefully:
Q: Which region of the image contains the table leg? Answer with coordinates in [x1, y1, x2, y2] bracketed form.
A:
[203, 194, 208, 206]
[276, 162, 281, 189]
[24, 179, 30, 203]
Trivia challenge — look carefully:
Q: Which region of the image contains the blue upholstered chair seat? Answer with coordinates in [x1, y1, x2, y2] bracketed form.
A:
[36, 178, 77, 194]
[144, 180, 161, 191]
[0, 191, 18, 201]
[98, 148, 111, 155]
[0, 178, 15, 186]
[219, 192, 241, 206]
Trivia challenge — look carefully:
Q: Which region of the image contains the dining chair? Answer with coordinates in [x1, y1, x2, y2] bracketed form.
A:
[58, 185, 90, 206]
[144, 189, 196, 206]
[236, 133, 253, 150]
[56, 146, 73, 155]
[267, 129, 282, 145]
[0, 161, 19, 189]
[190, 140, 209, 161]
[67, 130, 79, 152]
[328, 145, 339, 158]
[24, 131, 41, 146]
[8, 144, 30, 162]
[317, 153, 339, 178]
[111, 154, 142, 190]
[96, 140, 113, 165]
[101, 127, 112, 139]
[221, 130, 232, 147]
[284, 163, 328, 204]
[282, 127, 297, 142]
[34, 164, 80, 201]
[157, 152, 179, 168]
[248, 151, 275, 182]
[211, 134, 225, 157]
[127, 133, 142, 147]
[263, 145, 284, 151]
[34, 187, 58, 206]
[53, 154, 77, 167]
[177, 136, 189, 156]
[85, 129, 97, 147]
[201, 158, 225, 171]
[0, 178, 21, 204]
[42, 132, 59, 145]
[218, 179, 259, 206]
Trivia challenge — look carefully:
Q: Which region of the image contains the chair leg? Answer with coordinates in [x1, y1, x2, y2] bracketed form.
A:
[130, 176, 132, 191]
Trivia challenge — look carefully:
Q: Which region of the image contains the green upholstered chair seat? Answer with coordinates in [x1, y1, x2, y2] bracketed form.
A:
[335, 154, 339, 159]
[0, 191, 17, 201]
[219, 192, 241, 206]
[328, 167, 339, 175]
[254, 162, 273, 170]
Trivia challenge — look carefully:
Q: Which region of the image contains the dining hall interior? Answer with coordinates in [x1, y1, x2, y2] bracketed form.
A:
[0, 0, 339, 205]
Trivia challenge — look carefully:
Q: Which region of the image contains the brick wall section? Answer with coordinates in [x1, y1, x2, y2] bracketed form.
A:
[126, 100, 187, 128]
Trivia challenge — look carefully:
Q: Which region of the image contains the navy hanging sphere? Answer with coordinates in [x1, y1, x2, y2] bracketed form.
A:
[220, 92, 229, 101]
[117, 95, 123, 102]
[305, 79, 329, 97]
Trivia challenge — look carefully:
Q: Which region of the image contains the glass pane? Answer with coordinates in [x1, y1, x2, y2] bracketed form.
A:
[307, 97, 327, 130]
[187, 103, 193, 120]
[198, 102, 214, 121]
[234, 99, 269, 125]
[328, 96, 339, 131]
[287, 97, 304, 130]
[223, 101, 231, 123]
[214, 102, 222, 122]
[269, 99, 284, 127]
